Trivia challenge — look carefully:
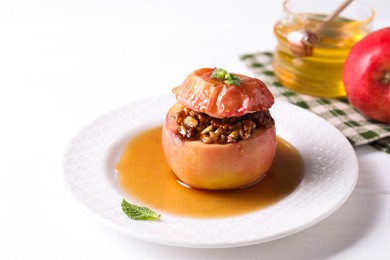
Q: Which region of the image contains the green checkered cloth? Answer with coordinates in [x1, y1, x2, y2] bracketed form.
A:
[240, 52, 390, 154]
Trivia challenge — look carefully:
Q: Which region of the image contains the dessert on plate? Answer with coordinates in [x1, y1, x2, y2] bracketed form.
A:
[162, 68, 276, 190]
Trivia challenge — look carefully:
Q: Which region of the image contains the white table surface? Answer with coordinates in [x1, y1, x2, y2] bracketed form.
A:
[1, 0, 389, 259]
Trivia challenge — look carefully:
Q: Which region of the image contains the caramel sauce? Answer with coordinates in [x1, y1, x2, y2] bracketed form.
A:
[116, 127, 304, 218]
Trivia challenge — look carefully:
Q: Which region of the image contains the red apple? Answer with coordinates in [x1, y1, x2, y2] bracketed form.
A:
[343, 27, 390, 123]
[161, 68, 277, 190]
[162, 103, 276, 190]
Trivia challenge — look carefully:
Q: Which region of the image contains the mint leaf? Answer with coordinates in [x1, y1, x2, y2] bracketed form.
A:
[210, 68, 240, 86]
[121, 199, 160, 221]
[224, 76, 240, 86]
[210, 68, 227, 79]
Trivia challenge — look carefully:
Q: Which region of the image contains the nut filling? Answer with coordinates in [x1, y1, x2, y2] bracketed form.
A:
[174, 107, 274, 144]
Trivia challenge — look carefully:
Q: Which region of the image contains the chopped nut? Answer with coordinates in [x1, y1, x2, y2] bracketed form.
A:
[174, 107, 273, 144]
[184, 116, 198, 128]
[227, 131, 239, 143]
[178, 125, 187, 137]
[185, 127, 194, 138]
[200, 125, 213, 134]
[200, 134, 213, 144]
[230, 131, 239, 138]
[175, 110, 186, 124]
[214, 127, 223, 135]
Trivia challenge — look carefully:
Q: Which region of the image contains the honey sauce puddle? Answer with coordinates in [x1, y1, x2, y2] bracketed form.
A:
[116, 126, 304, 218]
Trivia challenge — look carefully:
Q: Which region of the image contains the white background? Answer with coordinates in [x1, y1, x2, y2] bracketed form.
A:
[1, 0, 389, 259]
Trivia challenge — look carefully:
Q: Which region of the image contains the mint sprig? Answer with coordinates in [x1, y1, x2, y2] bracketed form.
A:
[210, 68, 240, 86]
[121, 199, 160, 221]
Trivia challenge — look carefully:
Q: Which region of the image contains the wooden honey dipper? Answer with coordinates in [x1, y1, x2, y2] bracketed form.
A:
[287, 0, 354, 57]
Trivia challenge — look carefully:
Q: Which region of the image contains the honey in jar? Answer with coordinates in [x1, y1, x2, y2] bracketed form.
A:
[273, 0, 374, 97]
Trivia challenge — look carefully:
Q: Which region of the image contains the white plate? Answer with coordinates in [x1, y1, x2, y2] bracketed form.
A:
[63, 95, 358, 248]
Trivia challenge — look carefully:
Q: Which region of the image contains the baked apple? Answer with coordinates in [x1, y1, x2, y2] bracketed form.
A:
[162, 68, 276, 190]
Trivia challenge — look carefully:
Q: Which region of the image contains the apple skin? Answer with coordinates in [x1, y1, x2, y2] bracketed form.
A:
[343, 27, 390, 123]
[172, 68, 274, 119]
[161, 103, 277, 190]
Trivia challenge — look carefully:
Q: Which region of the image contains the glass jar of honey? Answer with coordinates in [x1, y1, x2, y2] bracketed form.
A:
[273, 0, 375, 97]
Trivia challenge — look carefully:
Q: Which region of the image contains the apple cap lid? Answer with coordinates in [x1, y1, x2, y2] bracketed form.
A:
[172, 68, 274, 118]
